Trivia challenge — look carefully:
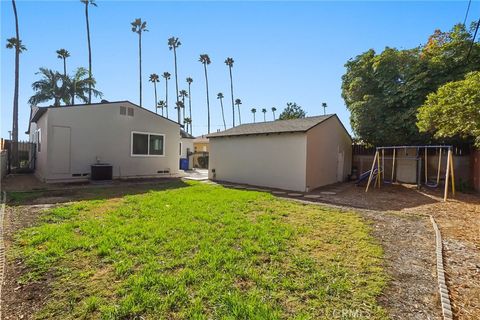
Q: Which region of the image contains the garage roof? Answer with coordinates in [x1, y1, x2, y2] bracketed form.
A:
[207, 115, 335, 138]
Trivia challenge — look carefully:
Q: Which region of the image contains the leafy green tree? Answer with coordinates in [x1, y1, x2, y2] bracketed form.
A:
[80, 0, 96, 103]
[341, 23, 480, 146]
[278, 102, 306, 120]
[199, 54, 211, 133]
[131, 18, 148, 107]
[56, 49, 70, 76]
[417, 71, 480, 148]
[217, 93, 226, 130]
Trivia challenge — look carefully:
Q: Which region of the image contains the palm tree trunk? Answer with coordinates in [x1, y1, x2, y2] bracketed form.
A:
[229, 66, 235, 127]
[238, 105, 242, 124]
[154, 82, 157, 113]
[85, 2, 92, 104]
[204, 64, 210, 134]
[63, 58, 67, 77]
[138, 32, 142, 107]
[174, 48, 180, 123]
[165, 80, 168, 118]
[182, 96, 186, 122]
[253, 113, 255, 123]
[11, 0, 20, 167]
[220, 98, 226, 130]
[263, 113, 266, 122]
[188, 83, 192, 134]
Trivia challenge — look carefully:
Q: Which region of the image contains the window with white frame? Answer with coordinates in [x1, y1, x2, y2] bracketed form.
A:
[131, 132, 165, 156]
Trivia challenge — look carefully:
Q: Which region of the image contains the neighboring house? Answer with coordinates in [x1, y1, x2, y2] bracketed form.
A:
[193, 136, 209, 152]
[207, 115, 352, 192]
[28, 101, 180, 182]
[180, 130, 195, 169]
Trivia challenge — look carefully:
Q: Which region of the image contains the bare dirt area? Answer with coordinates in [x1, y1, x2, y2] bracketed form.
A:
[301, 182, 480, 320]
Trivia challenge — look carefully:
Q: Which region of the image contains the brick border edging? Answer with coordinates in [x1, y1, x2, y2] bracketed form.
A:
[0, 192, 6, 320]
[429, 215, 453, 320]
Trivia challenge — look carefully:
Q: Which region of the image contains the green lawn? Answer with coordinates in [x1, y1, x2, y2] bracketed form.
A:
[12, 181, 387, 319]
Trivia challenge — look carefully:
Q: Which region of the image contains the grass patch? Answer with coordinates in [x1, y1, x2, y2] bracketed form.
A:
[12, 181, 387, 319]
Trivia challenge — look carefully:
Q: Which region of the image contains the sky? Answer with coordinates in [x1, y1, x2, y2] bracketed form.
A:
[1, 0, 479, 139]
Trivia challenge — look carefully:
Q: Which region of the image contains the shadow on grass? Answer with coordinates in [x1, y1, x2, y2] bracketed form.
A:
[6, 178, 190, 206]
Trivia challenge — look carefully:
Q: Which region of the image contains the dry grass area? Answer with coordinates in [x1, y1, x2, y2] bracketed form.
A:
[305, 182, 480, 320]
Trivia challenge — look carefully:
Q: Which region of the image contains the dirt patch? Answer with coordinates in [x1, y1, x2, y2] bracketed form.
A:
[2, 204, 55, 320]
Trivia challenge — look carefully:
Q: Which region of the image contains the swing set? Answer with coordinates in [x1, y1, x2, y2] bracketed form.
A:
[365, 145, 456, 201]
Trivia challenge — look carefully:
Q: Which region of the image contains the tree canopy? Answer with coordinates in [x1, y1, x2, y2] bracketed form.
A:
[417, 71, 480, 148]
[341, 23, 480, 146]
[278, 102, 306, 120]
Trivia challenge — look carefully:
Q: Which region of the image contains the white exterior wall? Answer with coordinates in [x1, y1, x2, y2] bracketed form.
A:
[180, 138, 194, 158]
[209, 133, 307, 191]
[34, 102, 180, 182]
[305, 116, 352, 190]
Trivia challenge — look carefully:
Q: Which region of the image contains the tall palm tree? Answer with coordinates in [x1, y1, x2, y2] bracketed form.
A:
[271, 107, 277, 120]
[149, 73, 159, 112]
[186, 77, 193, 131]
[175, 101, 184, 125]
[7, 0, 25, 166]
[162, 72, 171, 118]
[199, 54, 211, 133]
[217, 93, 227, 130]
[168, 37, 181, 119]
[65, 67, 102, 105]
[322, 102, 327, 115]
[131, 18, 148, 107]
[179, 89, 188, 123]
[80, 0, 96, 103]
[224, 57, 235, 126]
[183, 117, 192, 134]
[56, 49, 70, 76]
[157, 100, 166, 116]
[251, 108, 257, 123]
[28, 68, 69, 106]
[235, 98, 242, 124]
[262, 108, 267, 122]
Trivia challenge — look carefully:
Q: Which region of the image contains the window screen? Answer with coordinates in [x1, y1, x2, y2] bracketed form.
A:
[120, 106, 127, 115]
[127, 107, 134, 117]
[149, 135, 164, 155]
[132, 133, 149, 155]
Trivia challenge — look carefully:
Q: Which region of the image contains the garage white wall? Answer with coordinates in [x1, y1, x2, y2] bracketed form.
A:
[209, 133, 307, 191]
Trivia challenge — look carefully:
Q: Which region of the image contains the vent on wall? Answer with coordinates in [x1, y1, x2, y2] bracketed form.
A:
[120, 106, 126, 115]
[127, 107, 134, 117]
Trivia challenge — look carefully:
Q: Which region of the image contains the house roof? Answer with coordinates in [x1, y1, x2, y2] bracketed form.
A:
[207, 115, 335, 138]
[193, 135, 209, 143]
[180, 129, 195, 139]
[29, 100, 179, 126]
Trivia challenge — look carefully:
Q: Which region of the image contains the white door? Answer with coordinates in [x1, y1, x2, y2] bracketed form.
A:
[51, 126, 71, 174]
[336, 151, 344, 182]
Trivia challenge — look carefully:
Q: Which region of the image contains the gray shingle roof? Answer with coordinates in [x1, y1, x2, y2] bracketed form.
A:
[207, 115, 334, 138]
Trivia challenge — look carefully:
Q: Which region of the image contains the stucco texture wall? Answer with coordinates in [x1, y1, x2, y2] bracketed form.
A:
[35, 102, 179, 182]
[209, 133, 307, 191]
[305, 116, 352, 190]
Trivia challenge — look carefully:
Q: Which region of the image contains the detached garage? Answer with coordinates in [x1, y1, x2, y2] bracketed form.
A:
[207, 115, 352, 192]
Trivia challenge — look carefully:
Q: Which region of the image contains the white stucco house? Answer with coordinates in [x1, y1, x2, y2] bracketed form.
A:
[180, 130, 195, 169]
[28, 101, 181, 182]
[207, 115, 352, 192]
